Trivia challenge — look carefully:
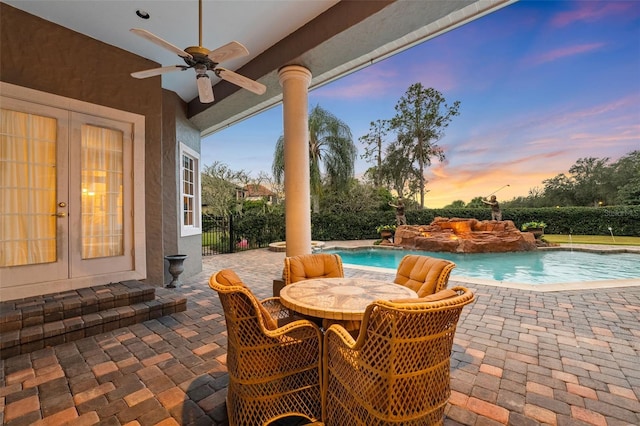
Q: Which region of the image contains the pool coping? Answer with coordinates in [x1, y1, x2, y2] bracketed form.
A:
[321, 243, 640, 292]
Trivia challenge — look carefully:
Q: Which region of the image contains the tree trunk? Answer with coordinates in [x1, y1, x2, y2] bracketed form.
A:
[418, 139, 425, 208]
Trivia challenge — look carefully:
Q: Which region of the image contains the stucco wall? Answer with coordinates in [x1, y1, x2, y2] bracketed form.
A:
[161, 91, 203, 285]
[0, 3, 177, 287]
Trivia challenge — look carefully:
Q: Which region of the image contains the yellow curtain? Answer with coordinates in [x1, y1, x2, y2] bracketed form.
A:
[0, 109, 57, 267]
[81, 124, 124, 259]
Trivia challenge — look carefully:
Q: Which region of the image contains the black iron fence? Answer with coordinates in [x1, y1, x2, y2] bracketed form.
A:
[202, 215, 233, 255]
[202, 213, 286, 255]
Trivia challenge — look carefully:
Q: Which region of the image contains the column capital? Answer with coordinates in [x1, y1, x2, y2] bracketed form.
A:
[278, 65, 312, 87]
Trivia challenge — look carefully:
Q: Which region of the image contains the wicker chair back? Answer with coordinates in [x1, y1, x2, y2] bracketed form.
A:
[283, 253, 344, 285]
[323, 286, 474, 425]
[210, 269, 323, 425]
[393, 254, 456, 297]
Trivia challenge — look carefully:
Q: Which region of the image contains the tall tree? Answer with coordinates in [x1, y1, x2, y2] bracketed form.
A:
[359, 119, 389, 188]
[320, 178, 391, 214]
[542, 173, 576, 206]
[272, 104, 356, 213]
[610, 151, 640, 205]
[389, 84, 460, 208]
[569, 157, 611, 206]
[201, 162, 248, 215]
[379, 140, 420, 199]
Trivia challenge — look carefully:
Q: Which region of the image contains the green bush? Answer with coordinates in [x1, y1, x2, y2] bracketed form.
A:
[521, 221, 547, 231]
[208, 205, 639, 251]
[340, 206, 637, 238]
[408, 206, 639, 236]
[233, 211, 286, 246]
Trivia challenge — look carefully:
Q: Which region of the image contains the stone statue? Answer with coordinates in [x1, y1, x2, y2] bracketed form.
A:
[482, 195, 502, 221]
[389, 198, 407, 226]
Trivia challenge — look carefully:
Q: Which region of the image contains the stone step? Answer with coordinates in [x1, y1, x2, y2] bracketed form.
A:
[0, 282, 186, 360]
[0, 281, 156, 331]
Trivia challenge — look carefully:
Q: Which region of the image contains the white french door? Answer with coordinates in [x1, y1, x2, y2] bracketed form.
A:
[70, 112, 133, 276]
[1, 98, 70, 285]
[1, 96, 137, 298]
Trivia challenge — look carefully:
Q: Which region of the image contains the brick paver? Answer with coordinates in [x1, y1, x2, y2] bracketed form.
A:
[1, 242, 639, 425]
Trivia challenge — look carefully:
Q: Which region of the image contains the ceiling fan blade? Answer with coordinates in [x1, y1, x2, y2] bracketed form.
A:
[196, 74, 215, 103]
[131, 65, 188, 79]
[130, 28, 192, 59]
[215, 67, 266, 95]
[207, 41, 249, 63]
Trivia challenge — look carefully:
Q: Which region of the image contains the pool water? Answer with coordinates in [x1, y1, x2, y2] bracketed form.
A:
[323, 248, 640, 285]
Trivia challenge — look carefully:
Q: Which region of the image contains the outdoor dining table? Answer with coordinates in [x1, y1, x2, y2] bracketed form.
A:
[279, 277, 418, 323]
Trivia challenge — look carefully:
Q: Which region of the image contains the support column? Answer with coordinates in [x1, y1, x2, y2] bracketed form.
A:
[278, 65, 312, 257]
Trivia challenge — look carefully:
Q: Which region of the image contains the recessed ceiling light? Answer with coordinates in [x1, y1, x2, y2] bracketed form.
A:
[136, 10, 150, 20]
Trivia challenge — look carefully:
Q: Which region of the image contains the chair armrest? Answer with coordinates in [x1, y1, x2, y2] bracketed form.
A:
[258, 297, 323, 340]
[265, 317, 323, 341]
[260, 297, 293, 320]
[324, 323, 358, 349]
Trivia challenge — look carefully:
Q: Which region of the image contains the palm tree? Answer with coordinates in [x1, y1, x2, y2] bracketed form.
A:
[272, 104, 356, 213]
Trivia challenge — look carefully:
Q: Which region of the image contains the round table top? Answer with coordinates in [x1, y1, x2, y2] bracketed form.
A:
[279, 277, 418, 321]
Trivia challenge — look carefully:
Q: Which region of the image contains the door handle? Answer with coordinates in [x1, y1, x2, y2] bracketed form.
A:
[52, 212, 67, 217]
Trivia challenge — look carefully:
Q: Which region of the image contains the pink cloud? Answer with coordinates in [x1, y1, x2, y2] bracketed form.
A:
[527, 43, 604, 66]
[313, 58, 463, 101]
[405, 61, 459, 92]
[551, 2, 637, 27]
[313, 65, 398, 99]
[566, 94, 640, 119]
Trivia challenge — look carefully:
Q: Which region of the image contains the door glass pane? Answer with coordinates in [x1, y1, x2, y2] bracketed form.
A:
[0, 108, 57, 267]
[81, 124, 124, 259]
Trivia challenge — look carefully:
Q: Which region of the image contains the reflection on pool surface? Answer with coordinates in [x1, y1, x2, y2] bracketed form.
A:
[323, 248, 640, 285]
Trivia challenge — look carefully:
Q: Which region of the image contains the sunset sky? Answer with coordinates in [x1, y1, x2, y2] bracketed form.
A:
[202, 0, 640, 208]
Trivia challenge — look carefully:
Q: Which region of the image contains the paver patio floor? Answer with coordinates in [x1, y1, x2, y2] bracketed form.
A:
[2, 242, 639, 425]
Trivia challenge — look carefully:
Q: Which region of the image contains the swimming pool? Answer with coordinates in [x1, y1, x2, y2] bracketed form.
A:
[323, 247, 640, 287]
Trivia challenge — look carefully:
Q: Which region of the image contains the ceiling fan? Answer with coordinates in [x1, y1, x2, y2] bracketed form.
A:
[130, 0, 266, 103]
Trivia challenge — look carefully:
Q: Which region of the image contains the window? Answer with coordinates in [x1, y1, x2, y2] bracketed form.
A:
[180, 143, 201, 236]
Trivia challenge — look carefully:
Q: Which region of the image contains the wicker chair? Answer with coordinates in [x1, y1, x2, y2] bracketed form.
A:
[393, 254, 456, 297]
[209, 269, 323, 425]
[283, 253, 344, 286]
[322, 286, 475, 426]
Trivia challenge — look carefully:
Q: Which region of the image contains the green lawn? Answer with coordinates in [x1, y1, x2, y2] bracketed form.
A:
[543, 234, 640, 246]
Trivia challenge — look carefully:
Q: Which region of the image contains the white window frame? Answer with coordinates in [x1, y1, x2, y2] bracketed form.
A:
[179, 143, 201, 236]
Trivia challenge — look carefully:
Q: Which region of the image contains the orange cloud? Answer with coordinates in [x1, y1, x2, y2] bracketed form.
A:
[421, 147, 581, 207]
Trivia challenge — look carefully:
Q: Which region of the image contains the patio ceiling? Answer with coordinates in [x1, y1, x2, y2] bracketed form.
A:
[3, 0, 513, 135]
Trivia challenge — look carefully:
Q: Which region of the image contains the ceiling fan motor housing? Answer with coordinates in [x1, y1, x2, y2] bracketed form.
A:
[184, 46, 217, 70]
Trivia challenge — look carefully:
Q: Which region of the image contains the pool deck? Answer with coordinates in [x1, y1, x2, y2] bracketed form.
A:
[2, 241, 639, 425]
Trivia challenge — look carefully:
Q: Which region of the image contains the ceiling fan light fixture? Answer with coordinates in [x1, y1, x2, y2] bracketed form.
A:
[195, 64, 208, 75]
[136, 10, 150, 20]
[196, 74, 214, 103]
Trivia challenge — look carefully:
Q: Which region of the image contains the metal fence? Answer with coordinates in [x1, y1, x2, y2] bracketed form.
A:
[202, 214, 281, 255]
[202, 215, 233, 255]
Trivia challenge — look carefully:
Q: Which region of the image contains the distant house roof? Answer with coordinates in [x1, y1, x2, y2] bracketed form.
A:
[244, 184, 275, 197]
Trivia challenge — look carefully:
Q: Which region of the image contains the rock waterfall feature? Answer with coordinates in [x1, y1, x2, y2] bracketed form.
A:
[392, 218, 538, 253]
